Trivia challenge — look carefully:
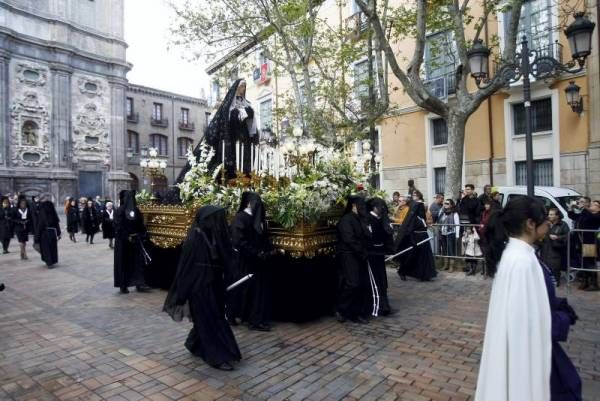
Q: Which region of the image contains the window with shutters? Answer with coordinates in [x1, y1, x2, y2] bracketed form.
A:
[512, 97, 552, 136]
[431, 118, 448, 146]
[515, 159, 553, 186]
[150, 134, 168, 156]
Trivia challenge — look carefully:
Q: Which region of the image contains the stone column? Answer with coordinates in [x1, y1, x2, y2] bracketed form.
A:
[587, 1, 600, 199]
[0, 49, 10, 167]
[49, 63, 73, 169]
[107, 78, 131, 201]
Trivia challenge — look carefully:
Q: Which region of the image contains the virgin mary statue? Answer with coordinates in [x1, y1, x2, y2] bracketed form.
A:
[176, 79, 259, 183]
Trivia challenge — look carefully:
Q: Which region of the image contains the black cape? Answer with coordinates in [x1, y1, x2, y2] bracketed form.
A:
[163, 206, 241, 366]
[396, 201, 437, 281]
[82, 207, 100, 234]
[114, 191, 147, 288]
[366, 198, 394, 316]
[35, 201, 60, 267]
[66, 206, 80, 234]
[101, 209, 116, 239]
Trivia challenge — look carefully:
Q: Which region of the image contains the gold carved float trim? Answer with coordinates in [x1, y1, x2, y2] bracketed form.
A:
[139, 203, 339, 258]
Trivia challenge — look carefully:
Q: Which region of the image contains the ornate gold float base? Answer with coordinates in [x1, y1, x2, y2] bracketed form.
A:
[139, 204, 339, 258]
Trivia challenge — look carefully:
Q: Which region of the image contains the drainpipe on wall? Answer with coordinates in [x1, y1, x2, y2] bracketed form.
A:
[484, 0, 495, 185]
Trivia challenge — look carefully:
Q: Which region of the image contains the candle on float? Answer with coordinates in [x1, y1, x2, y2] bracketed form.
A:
[251, 145, 255, 173]
[222, 140, 225, 165]
[235, 141, 239, 171]
[241, 144, 245, 173]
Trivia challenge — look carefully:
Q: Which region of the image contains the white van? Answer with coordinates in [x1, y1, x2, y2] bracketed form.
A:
[494, 186, 582, 228]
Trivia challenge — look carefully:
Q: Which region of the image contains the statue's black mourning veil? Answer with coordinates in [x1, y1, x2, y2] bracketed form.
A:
[238, 191, 266, 235]
[163, 206, 232, 321]
[175, 79, 244, 184]
[367, 197, 394, 235]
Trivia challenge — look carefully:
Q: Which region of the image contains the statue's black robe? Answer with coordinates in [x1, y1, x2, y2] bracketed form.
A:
[228, 211, 271, 326]
[35, 201, 60, 267]
[113, 195, 147, 289]
[164, 206, 241, 367]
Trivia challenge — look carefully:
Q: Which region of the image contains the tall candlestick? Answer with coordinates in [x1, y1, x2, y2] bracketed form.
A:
[221, 140, 225, 166]
[251, 145, 254, 173]
[235, 141, 240, 171]
[241, 145, 244, 173]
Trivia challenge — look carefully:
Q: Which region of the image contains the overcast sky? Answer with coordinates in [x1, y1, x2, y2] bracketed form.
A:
[124, 0, 209, 99]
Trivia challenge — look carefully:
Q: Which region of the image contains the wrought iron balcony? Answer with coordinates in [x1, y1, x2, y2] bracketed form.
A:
[178, 121, 195, 131]
[345, 12, 369, 40]
[151, 117, 168, 128]
[423, 72, 457, 100]
[127, 112, 139, 123]
[492, 41, 564, 80]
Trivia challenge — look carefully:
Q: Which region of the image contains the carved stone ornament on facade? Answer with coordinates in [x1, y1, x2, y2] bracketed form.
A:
[78, 77, 103, 98]
[15, 63, 48, 87]
[9, 91, 51, 167]
[73, 103, 110, 161]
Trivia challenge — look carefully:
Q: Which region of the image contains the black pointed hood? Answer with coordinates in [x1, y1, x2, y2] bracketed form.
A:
[238, 191, 266, 235]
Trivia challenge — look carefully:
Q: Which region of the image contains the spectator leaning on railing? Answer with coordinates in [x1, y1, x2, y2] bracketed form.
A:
[438, 199, 460, 272]
[570, 200, 600, 291]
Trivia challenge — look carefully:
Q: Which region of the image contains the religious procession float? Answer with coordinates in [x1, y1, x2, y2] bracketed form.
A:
[137, 79, 383, 320]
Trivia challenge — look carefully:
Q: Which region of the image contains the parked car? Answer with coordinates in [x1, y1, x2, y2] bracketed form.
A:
[494, 186, 581, 228]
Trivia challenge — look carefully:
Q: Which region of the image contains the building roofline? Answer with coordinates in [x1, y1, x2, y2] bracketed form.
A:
[126, 83, 208, 106]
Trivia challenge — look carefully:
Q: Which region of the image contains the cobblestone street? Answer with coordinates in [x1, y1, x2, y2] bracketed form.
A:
[1, 235, 599, 401]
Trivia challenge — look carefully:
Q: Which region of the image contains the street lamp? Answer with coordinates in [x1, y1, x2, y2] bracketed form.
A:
[564, 81, 583, 114]
[467, 12, 595, 196]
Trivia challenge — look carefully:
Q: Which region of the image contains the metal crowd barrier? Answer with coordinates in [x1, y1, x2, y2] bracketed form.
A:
[390, 222, 488, 276]
[567, 228, 600, 292]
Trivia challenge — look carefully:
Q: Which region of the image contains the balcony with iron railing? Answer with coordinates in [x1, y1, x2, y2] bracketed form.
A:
[423, 72, 457, 100]
[151, 117, 168, 128]
[127, 112, 139, 123]
[345, 12, 369, 39]
[178, 121, 195, 131]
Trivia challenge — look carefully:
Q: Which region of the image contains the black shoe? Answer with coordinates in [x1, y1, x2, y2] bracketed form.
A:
[353, 316, 369, 324]
[380, 309, 396, 317]
[136, 286, 151, 293]
[249, 323, 271, 332]
[211, 362, 234, 371]
[2, 250, 8, 254]
[120, 287, 129, 294]
[334, 311, 347, 323]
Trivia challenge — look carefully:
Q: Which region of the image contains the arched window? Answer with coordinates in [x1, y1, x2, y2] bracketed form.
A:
[149, 134, 168, 156]
[127, 130, 139, 154]
[129, 173, 139, 191]
[178, 137, 193, 157]
[22, 120, 38, 146]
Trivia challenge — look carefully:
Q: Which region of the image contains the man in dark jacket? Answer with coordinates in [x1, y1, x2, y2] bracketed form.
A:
[457, 184, 481, 225]
[335, 195, 370, 324]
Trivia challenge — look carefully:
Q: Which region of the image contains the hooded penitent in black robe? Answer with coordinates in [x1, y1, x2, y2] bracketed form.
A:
[366, 198, 394, 317]
[396, 201, 437, 281]
[114, 190, 148, 290]
[164, 206, 241, 369]
[335, 196, 371, 321]
[176, 79, 259, 183]
[228, 192, 272, 329]
[35, 201, 61, 267]
[0, 197, 13, 253]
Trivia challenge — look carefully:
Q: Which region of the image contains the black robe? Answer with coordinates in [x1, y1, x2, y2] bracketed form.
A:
[66, 206, 80, 234]
[0, 206, 13, 243]
[164, 206, 241, 367]
[229, 211, 271, 326]
[366, 212, 393, 316]
[396, 201, 437, 281]
[336, 210, 370, 320]
[82, 207, 100, 235]
[114, 192, 147, 289]
[35, 201, 61, 267]
[101, 209, 116, 239]
[11, 207, 33, 243]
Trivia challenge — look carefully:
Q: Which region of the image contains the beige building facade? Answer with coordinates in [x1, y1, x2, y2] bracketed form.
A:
[207, 0, 599, 200]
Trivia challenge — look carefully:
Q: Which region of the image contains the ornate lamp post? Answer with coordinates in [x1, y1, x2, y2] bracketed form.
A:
[467, 12, 595, 196]
[139, 147, 167, 201]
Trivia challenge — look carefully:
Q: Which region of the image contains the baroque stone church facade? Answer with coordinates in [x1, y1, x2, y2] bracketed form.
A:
[0, 0, 131, 202]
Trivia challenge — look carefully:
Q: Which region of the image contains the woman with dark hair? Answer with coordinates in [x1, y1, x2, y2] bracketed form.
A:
[11, 196, 34, 260]
[82, 200, 99, 244]
[0, 196, 13, 254]
[228, 191, 273, 331]
[395, 190, 437, 281]
[164, 206, 241, 371]
[366, 197, 394, 317]
[541, 208, 570, 287]
[35, 199, 61, 268]
[66, 198, 80, 242]
[476, 196, 581, 401]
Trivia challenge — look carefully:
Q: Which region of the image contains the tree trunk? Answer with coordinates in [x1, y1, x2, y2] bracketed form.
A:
[445, 112, 467, 199]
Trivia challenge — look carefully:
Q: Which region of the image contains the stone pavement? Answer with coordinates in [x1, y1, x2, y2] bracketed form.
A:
[1, 235, 599, 401]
